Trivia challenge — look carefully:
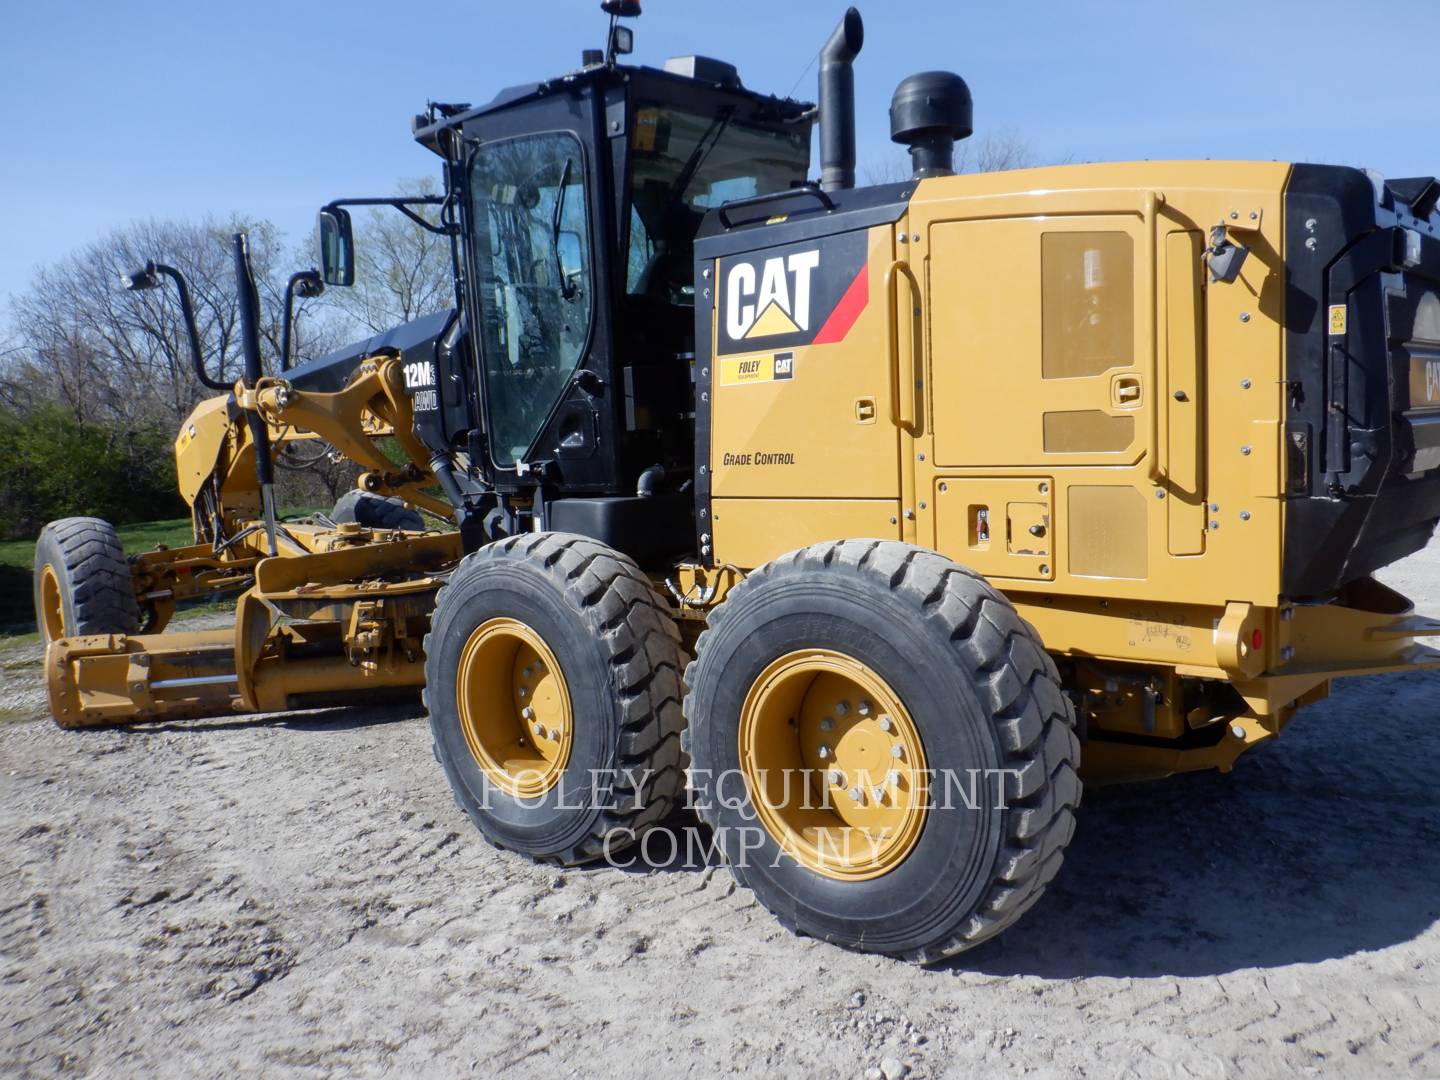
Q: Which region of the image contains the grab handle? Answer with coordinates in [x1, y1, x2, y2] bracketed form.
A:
[884, 258, 920, 433]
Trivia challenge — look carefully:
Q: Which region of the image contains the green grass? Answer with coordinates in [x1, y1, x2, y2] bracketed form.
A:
[1, 507, 324, 638]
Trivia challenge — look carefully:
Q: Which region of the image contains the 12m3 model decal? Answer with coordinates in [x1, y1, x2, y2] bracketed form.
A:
[716, 230, 869, 357]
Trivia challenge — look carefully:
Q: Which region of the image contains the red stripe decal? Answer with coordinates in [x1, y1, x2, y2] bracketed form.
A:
[811, 263, 869, 346]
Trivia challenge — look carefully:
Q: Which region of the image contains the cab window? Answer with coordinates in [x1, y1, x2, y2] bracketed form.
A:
[469, 132, 592, 467]
[626, 105, 809, 303]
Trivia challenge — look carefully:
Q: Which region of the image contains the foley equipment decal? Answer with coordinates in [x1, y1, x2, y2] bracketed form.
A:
[720, 351, 795, 387]
[716, 230, 869, 356]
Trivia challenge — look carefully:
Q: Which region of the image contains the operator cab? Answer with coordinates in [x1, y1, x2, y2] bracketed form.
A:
[405, 19, 813, 559]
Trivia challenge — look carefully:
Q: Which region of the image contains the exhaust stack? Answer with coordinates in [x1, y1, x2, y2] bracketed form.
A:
[818, 8, 864, 192]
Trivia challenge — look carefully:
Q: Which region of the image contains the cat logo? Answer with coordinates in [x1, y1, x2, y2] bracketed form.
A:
[715, 231, 870, 357]
[725, 251, 820, 341]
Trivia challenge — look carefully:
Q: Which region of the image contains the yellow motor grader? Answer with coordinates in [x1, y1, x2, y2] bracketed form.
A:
[34, 2, 1440, 961]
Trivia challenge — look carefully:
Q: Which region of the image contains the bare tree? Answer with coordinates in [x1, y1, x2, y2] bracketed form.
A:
[861, 128, 1044, 187]
[4, 217, 293, 430]
[322, 178, 455, 336]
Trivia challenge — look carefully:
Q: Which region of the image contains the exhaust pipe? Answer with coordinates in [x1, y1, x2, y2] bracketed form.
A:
[233, 233, 279, 556]
[818, 7, 864, 192]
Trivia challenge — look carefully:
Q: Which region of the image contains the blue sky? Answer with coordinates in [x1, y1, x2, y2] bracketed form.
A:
[2, 0, 1435, 313]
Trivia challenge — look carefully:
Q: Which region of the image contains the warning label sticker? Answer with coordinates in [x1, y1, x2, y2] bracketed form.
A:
[1328, 304, 1348, 336]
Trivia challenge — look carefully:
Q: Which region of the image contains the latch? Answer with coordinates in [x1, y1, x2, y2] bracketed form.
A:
[1111, 374, 1143, 409]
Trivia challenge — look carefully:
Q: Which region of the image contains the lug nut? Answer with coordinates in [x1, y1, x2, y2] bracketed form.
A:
[517, 687, 528, 698]
[522, 706, 535, 720]
[548, 728, 560, 741]
[858, 701, 872, 717]
[872, 786, 887, 802]
[891, 745, 904, 759]
[887, 770, 901, 787]
[835, 701, 849, 717]
[818, 744, 832, 760]
[1230, 723, 1246, 740]
[848, 786, 864, 804]
[532, 722, 545, 736]
[819, 717, 833, 732]
[828, 769, 845, 786]
[878, 716, 893, 733]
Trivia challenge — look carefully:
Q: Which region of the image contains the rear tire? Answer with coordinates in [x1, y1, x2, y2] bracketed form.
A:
[33, 517, 140, 644]
[424, 532, 687, 865]
[331, 489, 425, 532]
[684, 539, 1081, 963]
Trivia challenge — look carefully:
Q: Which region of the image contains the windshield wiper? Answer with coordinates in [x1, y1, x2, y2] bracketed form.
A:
[552, 157, 576, 300]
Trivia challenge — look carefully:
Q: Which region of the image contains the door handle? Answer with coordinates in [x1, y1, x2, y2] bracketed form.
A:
[1112, 375, 1143, 407]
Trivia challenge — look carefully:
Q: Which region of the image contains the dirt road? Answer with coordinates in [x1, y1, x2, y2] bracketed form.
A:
[3, 546, 1439, 1078]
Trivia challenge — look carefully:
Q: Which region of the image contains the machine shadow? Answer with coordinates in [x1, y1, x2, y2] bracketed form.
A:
[136, 700, 426, 735]
[957, 671, 1440, 978]
[592, 672, 1440, 977]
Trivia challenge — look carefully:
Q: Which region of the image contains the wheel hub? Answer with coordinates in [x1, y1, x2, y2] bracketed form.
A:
[39, 564, 65, 642]
[739, 649, 928, 880]
[456, 618, 573, 797]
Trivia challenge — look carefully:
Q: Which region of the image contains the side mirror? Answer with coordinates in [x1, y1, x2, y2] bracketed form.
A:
[318, 208, 355, 287]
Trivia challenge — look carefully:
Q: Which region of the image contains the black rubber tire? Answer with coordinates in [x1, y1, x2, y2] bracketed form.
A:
[683, 539, 1081, 963]
[331, 489, 425, 532]
[424, 532, 687, 865]
[33, 517, 140, 643]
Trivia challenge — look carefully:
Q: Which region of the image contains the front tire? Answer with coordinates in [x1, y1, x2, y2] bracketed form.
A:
[33, 517, 140, 645]
[424, 533, 687, 865]
[684, 540, 1081, 963]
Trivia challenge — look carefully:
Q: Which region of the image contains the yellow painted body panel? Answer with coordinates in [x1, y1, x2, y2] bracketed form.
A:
[710, 497, 900, 570]
[707, 161, 1293, 602]
[701, 160, 1440, 782]
[708, 228, 900, 499]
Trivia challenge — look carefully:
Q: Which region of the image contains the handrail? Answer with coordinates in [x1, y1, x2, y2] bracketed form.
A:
[1141, 190, 1166, 481]
[884, 259, 920, 433]
[717, 185, 835, 229]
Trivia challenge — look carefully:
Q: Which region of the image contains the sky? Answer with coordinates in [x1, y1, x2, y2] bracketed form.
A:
[2, 0, 1436, 316]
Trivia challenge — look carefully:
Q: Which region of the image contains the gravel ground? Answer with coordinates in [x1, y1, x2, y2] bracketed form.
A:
[2, 545, 1438, 1079]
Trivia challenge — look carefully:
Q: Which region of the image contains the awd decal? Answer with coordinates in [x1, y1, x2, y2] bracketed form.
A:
[716, 230, 869, 356]
[721, 351, 795, 387]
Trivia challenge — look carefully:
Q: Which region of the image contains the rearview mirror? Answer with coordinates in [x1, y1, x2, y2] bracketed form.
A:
[318, 208, 355, 287]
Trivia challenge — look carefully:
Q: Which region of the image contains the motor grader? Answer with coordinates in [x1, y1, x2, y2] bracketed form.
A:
[33, 2, 1440, 962]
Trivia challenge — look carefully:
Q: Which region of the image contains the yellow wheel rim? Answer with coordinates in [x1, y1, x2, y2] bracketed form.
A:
[456, 618, 573, 798]
[39, 564, 66, 642]
[739, 649, 929, 880]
